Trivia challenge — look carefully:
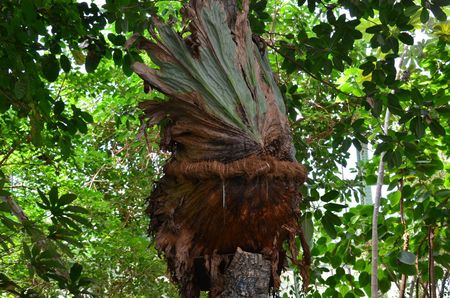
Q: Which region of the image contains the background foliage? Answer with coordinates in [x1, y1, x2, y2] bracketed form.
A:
[0, 0, 449, 297]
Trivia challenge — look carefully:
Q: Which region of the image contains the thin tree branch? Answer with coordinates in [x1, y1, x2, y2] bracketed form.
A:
[0, 146, 16, 168]
[87, 164, 107, 189]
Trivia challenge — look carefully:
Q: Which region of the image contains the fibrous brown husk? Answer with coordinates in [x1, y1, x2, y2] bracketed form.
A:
[165, 155, 306, 181]
[129, 0, 310, 296]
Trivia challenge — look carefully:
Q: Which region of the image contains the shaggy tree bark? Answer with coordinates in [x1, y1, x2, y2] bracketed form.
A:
[127, 0, 309, 296]
[219, 248, 271, 298]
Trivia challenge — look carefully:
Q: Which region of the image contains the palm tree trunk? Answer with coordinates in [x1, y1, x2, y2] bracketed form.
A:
[127, 0, 309, 296]
[214, 248, 271, 298]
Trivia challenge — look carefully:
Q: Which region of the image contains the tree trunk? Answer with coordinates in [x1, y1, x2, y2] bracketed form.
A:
[127, 0, 309, 296]
[213, 248, 271, 298]
[371, 108, 390, 298]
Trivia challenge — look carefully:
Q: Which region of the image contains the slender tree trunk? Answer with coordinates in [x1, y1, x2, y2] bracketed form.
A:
[371, 108, 390, 297]
[371, 51, 407, 297]
[428, 227, 436, 298]
[399, 179, 410, 298]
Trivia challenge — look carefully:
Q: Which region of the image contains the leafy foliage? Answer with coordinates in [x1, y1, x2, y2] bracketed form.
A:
[0, 0, 449, 297]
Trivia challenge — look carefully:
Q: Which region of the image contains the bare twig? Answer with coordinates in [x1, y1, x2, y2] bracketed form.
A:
[87, 164, 107, 189]
[0, 146, 16, 167]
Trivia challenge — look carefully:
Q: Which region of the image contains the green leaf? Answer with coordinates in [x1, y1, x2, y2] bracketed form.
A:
[301, 215, 314, 248]
[80, 111, 94, 123]
[65, 213, 91, 227]
[379, 276, 390, 293]
[398, 251, 415, 265]
[435, 189, 450, 199]
[14, 79, 27, 99]
[39, 248, 59, 260]
[324, 211, 341, 226]
[45, 272, 67, 284]
[0, 189, 11, 196]
[41, 54, 60, 82]
[352, 138, 362, 151]
[321, 190, 339, 202]
[360, 61, 375, 76]
[411, 88, 423, 104]
[430, 4, 447, 21]
[23, 241, 31, 259]
[429, 119, 445, 136]
[307, 0, 315, 12]
[78, 277, 93, 286]
[322, 215, 337, 239]
[389, 150, 402, 168]
[54, 100, 65, 115]
[38, 189, 51, 207]
[359, 271, 370, 287]
[365, 174, 378, 185]
[72, 49, 85, 65]
[113, 49, 123, 66]
[85, 49, 102, 73]
[0, 202, 10, 212]
[39, 259, 65, 270]
[58, 193, 77, 206]
[49, 186, 59, 205]
[64, 206, 89, 214]
[387, 94, 403, 115]
[59, 216, 82, 232]
[420, 8, 429, 23]
[30, 108, 43, 147]
[332, 56, 344, 71]
[388, 191, 401, 206]
[69, 263, 82, 282]
[1, 216, 20, 230]
[324, 203, 347, 211]
[122, 53, 133, 76]
[372, 69, 385, 85]
[366, 24, 384, 34]
[257, 11, 270, 20]
[409, 116, 425, 139]
[398, 32, 414, 45]
[60, 55, 71, 73]
[344, 292, 355, 298]
[107, 33, 118, 45]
